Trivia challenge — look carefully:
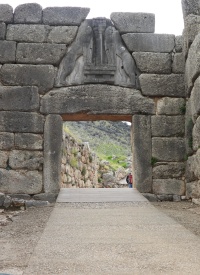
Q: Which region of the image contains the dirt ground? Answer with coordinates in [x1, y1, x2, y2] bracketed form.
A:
[1, 201, 200, 274]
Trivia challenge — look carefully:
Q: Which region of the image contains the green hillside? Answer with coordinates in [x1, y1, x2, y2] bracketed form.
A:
[63, 121, 131, 170]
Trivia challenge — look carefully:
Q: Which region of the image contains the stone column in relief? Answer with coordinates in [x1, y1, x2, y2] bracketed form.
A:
[44, 114, 63, 193]
[131, 115, 152, 193]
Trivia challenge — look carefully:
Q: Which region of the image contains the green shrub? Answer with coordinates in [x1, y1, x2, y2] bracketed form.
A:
[89, 155, 93, 163]
[81, 166, 86, 176]
[180, 104, 186, 115]
[151, 157, 158, 166]
[69, 156, 78, 168]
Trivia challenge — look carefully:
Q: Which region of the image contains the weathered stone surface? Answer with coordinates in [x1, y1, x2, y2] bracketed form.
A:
[0, 64, 55, 94]
[0, 4, 13, 23]
[175, 36, 183, 52]
[0, 112, 44, 133]
[153, 162, 185, 179]
[0, 169, 42, 194]
[44, 115, 62, 193]
[25, 200, 50, 208]
[14, 3, 42, 23]
[142, 193, 158, 202]
[131, 115, 152, 193]
[190, 77, 200, 121]
[0, 151, 9, 168]
[132, 52, 171, 74]
[182, 0, 200, 19]
[6, 24, 49, 42]
[3, 195, 12, 208]
[47, 26, 78, 44]
[0, 23, 6, 39]
[8, 193, 31, 200]
[173, 195, 181, 202]
[9, 150, 43, 170]
[0, 132, 14, 149]
[185, 33, 200, 94]
[41, 85, 155, 115]
[140, 74, 185, 97]
[157, 98, 186, 115]
[15, 133, 43, 150]
[33, 193, 58, 203]
[186, 150, 200, 181]
[0, 192, 5, 206]
[186, 181, 200, 198]
[17, 43, 66, 65]
[11, 198, 25, 207]
[156, 194, 173, 201]
[185, 99, 194, 156]
[172, 53, 185, 73]
[0, 86, 39, 111]
[193, 116, 200, 151]
[151, 116, 185, 137]
[183, 15, 200, 55]
[153, 179, 185, 195]
[110, 12, 155, 34]
[43, 7, 90, 26]
[0, 41, 16, 63]
[122, 33, 175, 53]
[152, 138, 186, 162]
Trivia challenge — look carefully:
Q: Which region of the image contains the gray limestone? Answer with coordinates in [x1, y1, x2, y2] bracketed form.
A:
[190, 76, 200, 121]
[175, 36, 183, 52]
[157, 98, 186, 115]
[16, 43, 66, 65]
[153, 162, 185, 179]
[25, 200, 50, 208]
[185, 99, 194, 156]
[47, 26, 78, 44]
[0, 133, 14, 149]
[0, 192, 5, 206]
[44, 115, 62, 193]
[152, 137, 186, 162]
[151, 116, 185, 137]
[122, 33, 175, 53]
[184, 15, 200, 55]
[33, 193, 58, 203]
[0, 111, 44, 133]
[0, 168, 42, 194]
[15, 133, 43, 150]
[193, 116, 200, 151]
[14, 3, 42, 23]
[186, 150, 200, 181]
[8, 193, 31, 200]
[141, 193, 158, 202]
[0, 151, 9, 168]
[131, 115, 152, 193]
[9, 150, 43, 170]
[157, 194, 173, 201]
[0, 23, 6, 39]
[6, 24, 49, 43]
[172, 53, 185, 73]
[140, 74, 185, 97]
[0, 64, 55, 94]
[40, 85, 155, 115]
[186, 181, 200, 198]
[153, 179, 185, 195]
[110, 12, 155, 34]
[42, 7, 90, 26]
[181, 0, 200, 19]
[0, 4, 13, 23]
[0, 41, 16, 63]
[0, 86, 39, 111]
[132, 52, 171, 74]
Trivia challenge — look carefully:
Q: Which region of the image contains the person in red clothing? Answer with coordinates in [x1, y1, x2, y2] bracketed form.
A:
[126, 172, 133, 188]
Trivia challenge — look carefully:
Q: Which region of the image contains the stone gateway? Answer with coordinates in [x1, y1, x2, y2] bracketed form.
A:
[0, 1, 199, 201]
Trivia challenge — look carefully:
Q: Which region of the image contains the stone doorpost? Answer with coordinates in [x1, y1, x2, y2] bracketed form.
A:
[131, 115, 152, 193]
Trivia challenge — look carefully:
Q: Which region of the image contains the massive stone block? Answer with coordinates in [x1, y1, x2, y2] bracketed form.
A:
[153, 179, 185, 195]
[186, 181, 200, 198]
[193, 116, 200, 151]
[122, 33, 175, 53]
[42, 7, 90, 26]
[40, 85, 155, 115]
[153, 162, 185, 179]
[16, 43, 66, 65]
[9, 150, 43, 170]
[131, 115, 152, 193]
[139, 74, 185, 97]
[0, 64, 55, 94]
[0, 86, 39, 111]
[186, 150, 200, 181]
[132, 52, 171, 74]
[0, 41, 16, 63]
[183, 15, 200, 55]
[151, 116, 185, 137]
[0, 133, 14, 149]
[0, 151, 9, 168]
[0, 23, 6, 39]
[185, 99, 194, 156]
[190, 76, 200, 121]
[14, 3, 42, 23]
[44, 115, 62, 193]
[175, 36, 183, 53]
[0, 168, 42, 194]
[0, 4, 13, 23]
[15, 133, 43, 150]
[47, 26, 78, 44]
[110, 12, 155, 34]
[152, 137, 186, 162]
[172, 53, 185, 73]
[0, 112, 44, 133]
[157, 98, 186, 115]
[181, 0, 200, 19]
[6, 24, 49, 43]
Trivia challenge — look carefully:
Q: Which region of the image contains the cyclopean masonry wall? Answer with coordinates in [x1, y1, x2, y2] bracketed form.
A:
[0, 2, 193, 201]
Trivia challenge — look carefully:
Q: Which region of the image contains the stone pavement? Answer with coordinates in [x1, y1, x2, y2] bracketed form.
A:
[24, 188, 200, 274]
